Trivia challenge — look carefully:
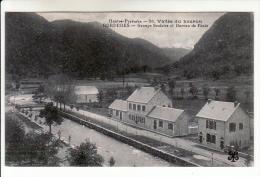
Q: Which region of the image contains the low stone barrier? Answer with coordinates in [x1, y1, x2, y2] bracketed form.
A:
[59, 111, 200, 167]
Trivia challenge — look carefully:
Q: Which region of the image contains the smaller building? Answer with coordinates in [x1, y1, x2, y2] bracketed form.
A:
[146, 106, 189, 136]
[196, 100, 251, 150]
[108, 99, 127, 121]
[19, 79, 44, 94]
[74, 86, 99, 103]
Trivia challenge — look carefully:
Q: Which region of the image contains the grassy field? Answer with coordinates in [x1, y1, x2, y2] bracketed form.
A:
[75, 75, 253, 121]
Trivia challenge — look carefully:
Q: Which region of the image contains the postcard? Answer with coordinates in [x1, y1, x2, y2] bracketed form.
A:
[1, 0, 260, 177]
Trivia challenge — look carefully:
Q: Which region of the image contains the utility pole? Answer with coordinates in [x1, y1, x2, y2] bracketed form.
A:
[211, 152, 214, 166]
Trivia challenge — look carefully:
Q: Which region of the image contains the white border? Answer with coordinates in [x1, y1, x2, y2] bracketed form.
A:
[1, 1, 260, 177]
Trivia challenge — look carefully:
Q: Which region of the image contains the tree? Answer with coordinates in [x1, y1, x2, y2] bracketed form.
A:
[109, 156, 116, 166]
[45, 74, 76, 110]
[168, 79, 176, 96]
[180, 88, 185, 99]
[160, 83, 166, 93]
[24, 132, 61, 166]
[214, 88, 221, 100]
[244, 90, 250, 102]
[39, 103, 63, 134]
[202, 85, 210, 100]
[97, 90, 104, 105]
[189, 84, 198, 99]
[32, 84, 46, 103]
[5, 115, 26, 165]
[68, 140, 104, 166]
[226, 86, 237, 102]
[5, 114, 61, 166]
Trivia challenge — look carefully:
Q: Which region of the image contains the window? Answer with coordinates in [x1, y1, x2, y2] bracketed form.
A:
[129, 103, 132, 110]
[239, 123, 243, 130]
[142, 105, 146, 112]
[159, 120, 163, 128]
[206, 120, 216, 130]
[133, 104, 136, 110]
[129, 114, 131, 119]
[116, 110, 119, 116]
[211, 135, 216, 144]
[206, 134, 211, 142]
[206, 134, 216, 144]
[229, 123, 236, 132]
[137, 105, 141, 111]
[168, 123, 173, 130]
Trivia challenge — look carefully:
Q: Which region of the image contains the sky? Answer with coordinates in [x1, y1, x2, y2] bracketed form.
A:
[38, 12, 224, 49]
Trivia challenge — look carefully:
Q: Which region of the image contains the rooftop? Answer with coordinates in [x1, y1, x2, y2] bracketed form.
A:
[74, 86, 99, 95]
[127, 87, 160, 103]
[196, 100, 240, 121]
[109, 99, 128, 112]
[147, 106, 184, 122]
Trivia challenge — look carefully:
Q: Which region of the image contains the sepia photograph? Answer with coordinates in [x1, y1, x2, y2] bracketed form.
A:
[2, 2, 257, 171]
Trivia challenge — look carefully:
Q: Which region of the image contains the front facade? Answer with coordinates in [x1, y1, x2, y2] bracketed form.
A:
[74, 86, 99, 103]
[197, 100, 250, 150]
[109, 87, 189, 137]
[108, 99, 127, 121]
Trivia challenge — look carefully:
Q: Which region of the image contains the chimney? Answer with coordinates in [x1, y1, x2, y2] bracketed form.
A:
[234, 101, 239, 107]
[207, 99, 212, 104]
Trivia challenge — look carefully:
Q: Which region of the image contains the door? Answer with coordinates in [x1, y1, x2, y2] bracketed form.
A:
[120, 112, 122, 120]
[153, 120, 157, 129]
[220, 141, 224, 149]
[199, 135, 203, 143]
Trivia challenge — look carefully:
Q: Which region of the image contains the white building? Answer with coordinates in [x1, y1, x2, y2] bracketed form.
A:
[74, 86, 99, 103]
[196, 100, 251, 150]
[109, 87, 189, 137]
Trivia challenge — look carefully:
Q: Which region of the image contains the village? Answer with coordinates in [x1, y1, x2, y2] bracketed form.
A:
[5, 75, 254, 167]
[3, 11, 254, 168]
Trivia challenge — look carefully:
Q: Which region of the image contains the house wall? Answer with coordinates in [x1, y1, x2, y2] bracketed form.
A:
[197, 117, 225, 150]
[225, 107, 250, 149]
[146, 117, 175, 136]
[148, 91, 173, 108]
[76, 94, 98, 103]
[125, 90, 174, 133]
[110, 109, 126, 121]
[197, 107, 251, 150]
[175, 112, 189, 136]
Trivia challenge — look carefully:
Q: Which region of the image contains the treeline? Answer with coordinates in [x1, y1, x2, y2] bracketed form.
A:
[6, 12, 169, 81]
[162, 12, 253, 80]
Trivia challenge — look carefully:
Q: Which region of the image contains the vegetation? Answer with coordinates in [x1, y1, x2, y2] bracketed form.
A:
[45, 74, 76, 110]
[109, 156, 116, 166]
[226, 86, 237, 102]
[189, 83, 198, 99]
[68, 140, 104, 166]
[5, 116, 61, 166]
[39, 103, 63, 134]
[163, 13, 253, 80]
[202, 85, 210, 100]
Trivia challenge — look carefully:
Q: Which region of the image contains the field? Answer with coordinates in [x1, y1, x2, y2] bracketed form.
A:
[75, 74, 253, 120]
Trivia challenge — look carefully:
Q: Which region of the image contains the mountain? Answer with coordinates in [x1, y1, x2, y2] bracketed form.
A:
[162, 47, 191, 62]
[5, 12, 172, 80]
[165, 12, 253, 79]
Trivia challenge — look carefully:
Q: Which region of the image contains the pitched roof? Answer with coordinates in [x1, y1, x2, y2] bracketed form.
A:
[74, 86, 99, 95]
[147, 106, 184, 122]
[127, 87, 160, 103]
[196, 100, 240, 121]
[109, 99, 128, 112]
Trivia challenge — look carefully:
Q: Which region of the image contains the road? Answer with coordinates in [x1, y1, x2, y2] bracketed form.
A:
[23, 110, 174, 167]
[64, 104, 248, 166]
